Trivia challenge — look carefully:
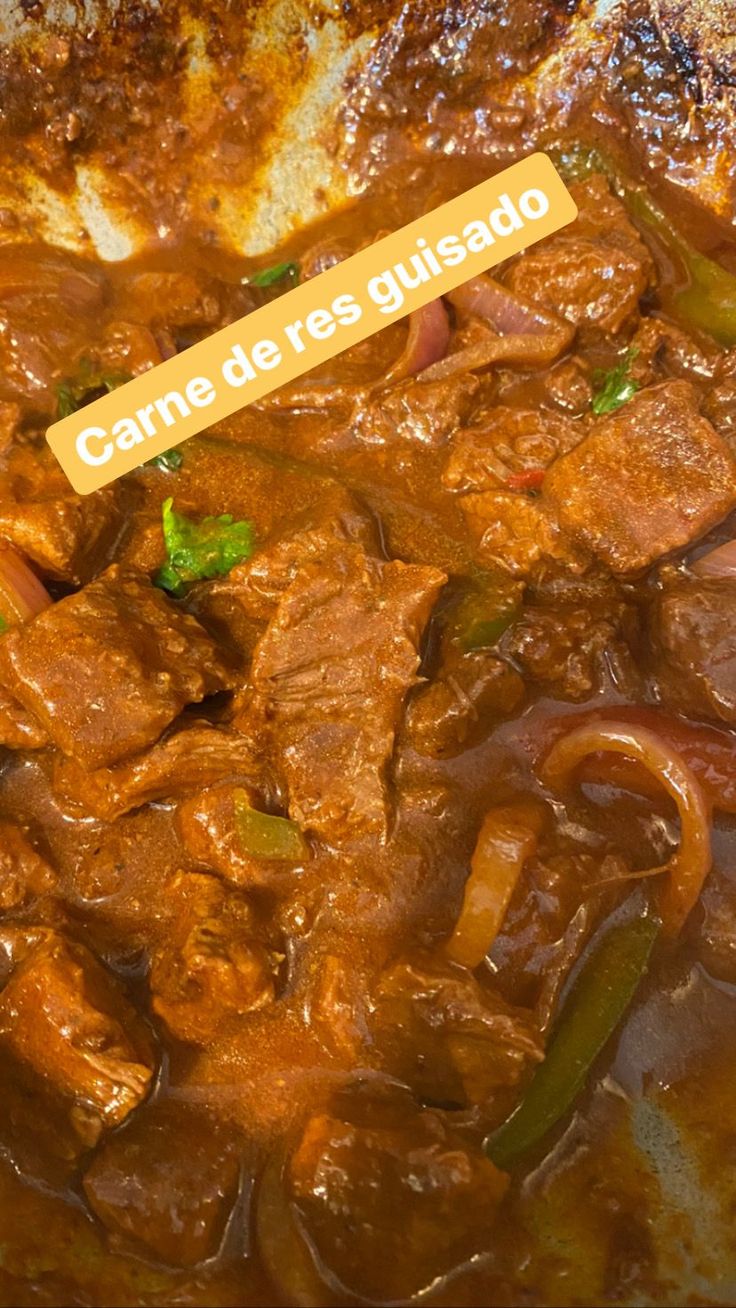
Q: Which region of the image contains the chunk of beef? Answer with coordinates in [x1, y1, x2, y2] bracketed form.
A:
[178, 783, 283, 888]
[543, 382, 736, 573]
[490, 849, 619, 1025]
[0, 567, 234, 770]
[539, 356, 594, 416]
[83, 1101, 240, 1266]
[696, 873, 736, 984]
[502, 601, 639, 701]
[0, 248, 106, 414]
[53, 723, 256, 822]
[204, 485, 378, 623]
[370, 952, 541, 1107]
[629, 315, 719, 386]
[443, 405, 583, 494]
[506, 175, 653, 333]
[150, 872, 277, 1044]
[650, 577, 736, 725]
[348, 374, 479, 449]
[461, 490, 587, 577]
[0, 822, 56, 911]
[406, 650, 524, 758]
[0, 928, 155, 1145]
[0, 682, 48, 750]
[245, 544, 445, 841]
[288, 1101, 508, 1302]
[122, 272, 222, 330]
[0, 446, 120, 584]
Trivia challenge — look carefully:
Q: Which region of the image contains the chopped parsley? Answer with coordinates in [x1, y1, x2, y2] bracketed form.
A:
[57, 363, 131, 420]
[0, 614, 7, 635]
[591, 349, 639, 416]
[147, 448, 184, 473]
[246, 261, 300, 290]
[155, 497, 255, 596]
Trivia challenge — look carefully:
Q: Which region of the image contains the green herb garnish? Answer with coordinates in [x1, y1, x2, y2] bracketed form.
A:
[57, 363, 131, 420]
[154, 497, 255, 596]
[147, 448, 184, 473]
[246, 261, 300, 289]
[591, 349, 639, 416]
[0, 615, 7, 635]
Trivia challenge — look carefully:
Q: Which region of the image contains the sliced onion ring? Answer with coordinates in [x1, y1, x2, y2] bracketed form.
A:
[0, 542, 52, 626]
[539, 722, 712, 937]
[383, 298, 451, 385]
[692, 540, 736, 577]
[445, 800, 547, 969]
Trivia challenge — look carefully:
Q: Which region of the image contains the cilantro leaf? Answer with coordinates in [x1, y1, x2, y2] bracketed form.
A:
[154, 498, 255, 596]
[246, 261, 299, 289]
[591, 349, 639, 416]
[56, 362, 131, 420]
[0, 615, 7, 635]
[147, 448, 184, 473]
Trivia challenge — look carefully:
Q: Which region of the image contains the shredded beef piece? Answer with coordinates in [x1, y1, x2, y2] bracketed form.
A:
[53, 723, 256, 822]
[0, 566, 234, 770]
[543, 381, 736, 573]
[460, 490, 587, 577]
[244, 543, 445, 842]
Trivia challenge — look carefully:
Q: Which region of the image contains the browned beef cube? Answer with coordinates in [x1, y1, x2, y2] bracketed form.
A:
[348, 374, 479, 449]
[245, 544, 445, 841]
[0, 446, 120, 585]
[178, 783, 277, 888]
[83, 1101, 240, 1266]
[651, 577, 736, 725]
[0, 929, 155, 1145]
[0, 682, 48, 750]
[150, 872, 277, 1044]
[543, 382, 736, 573]
[0, 822, 56, 911]
[406, 651, 524, 757]
[0, 566, 234, 769]
[370, 952, 541, 1106]
[288, 1102, 508, 1303]
[501, 601, 639, 700]
[442, 404, 583, 494]
[460, 489, 587, 577]
[53, 723, 256, 821]
[507, 175, 653, 332]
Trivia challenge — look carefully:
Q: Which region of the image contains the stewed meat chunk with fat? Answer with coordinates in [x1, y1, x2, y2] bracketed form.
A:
[506, 174, 654, 333]
[0, 566, 234, 769]
[286, 1100, 509, 1303]
[244, 542, 445, 841]
[543, 381, 736, 572]
[0, 929, 155, 1146]
[83, 1101, 241, 1267]
[650, 577, 736, 725]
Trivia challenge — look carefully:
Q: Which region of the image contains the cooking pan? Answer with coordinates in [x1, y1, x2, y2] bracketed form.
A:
[0, 1, 735, 1303]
